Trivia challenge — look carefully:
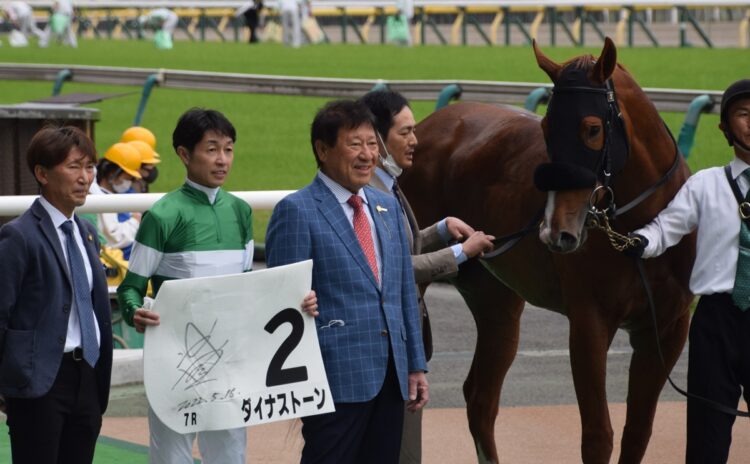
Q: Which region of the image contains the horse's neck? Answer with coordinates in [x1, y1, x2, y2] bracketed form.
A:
[614, 77, 685, 225]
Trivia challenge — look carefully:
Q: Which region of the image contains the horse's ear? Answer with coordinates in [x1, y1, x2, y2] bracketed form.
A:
[591, 37, 617, 84]
[533, 39, 561, 81]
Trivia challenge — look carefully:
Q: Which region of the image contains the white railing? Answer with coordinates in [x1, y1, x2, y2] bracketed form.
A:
[0, 191, 295, 216]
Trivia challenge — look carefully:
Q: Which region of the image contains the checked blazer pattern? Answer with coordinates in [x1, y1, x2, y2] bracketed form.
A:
[265, 175, 427, 403]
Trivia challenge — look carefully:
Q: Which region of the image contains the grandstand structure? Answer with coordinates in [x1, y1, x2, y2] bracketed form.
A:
[16, 0, 750, 47]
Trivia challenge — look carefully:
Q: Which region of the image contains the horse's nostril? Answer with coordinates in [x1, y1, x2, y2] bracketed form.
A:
[559, 232, 578, 248]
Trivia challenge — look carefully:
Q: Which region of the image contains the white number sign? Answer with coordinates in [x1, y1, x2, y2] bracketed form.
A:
[143, 260, 334, 433]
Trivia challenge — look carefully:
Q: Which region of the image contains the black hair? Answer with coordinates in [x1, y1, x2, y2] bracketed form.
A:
[310, 100, 375, 167]
[172, 108, 236, 153]
[96, 158, 121, 183]
[359, 90, 410, 141]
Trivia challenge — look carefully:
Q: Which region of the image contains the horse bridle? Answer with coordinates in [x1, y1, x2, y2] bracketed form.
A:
[551, 78, 625, 193]
[483, 77, 679, 259]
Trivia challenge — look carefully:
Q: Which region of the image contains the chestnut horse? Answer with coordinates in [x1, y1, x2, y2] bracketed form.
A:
[399, 38, 696, 463]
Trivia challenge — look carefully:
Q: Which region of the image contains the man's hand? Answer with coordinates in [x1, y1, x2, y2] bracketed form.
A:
[300, 290, 318, 317]
[444, 217, 475, 241]
[623, 233, 649, 258]
[407, 371, 429, 412]
[461, 231, 496, 258]
[133, 308, 160, 333]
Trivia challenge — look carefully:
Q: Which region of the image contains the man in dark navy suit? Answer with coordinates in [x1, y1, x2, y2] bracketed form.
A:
[0, 126, 113, 464]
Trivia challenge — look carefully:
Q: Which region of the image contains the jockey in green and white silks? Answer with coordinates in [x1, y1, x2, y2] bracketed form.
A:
[117, 179, 253, 326]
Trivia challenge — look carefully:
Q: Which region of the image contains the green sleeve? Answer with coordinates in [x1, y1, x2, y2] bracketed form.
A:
[116, 210, 166, 326]
[117, 272, 149, 326]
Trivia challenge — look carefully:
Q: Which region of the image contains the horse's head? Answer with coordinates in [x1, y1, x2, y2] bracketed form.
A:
[532, 37, 630, 253]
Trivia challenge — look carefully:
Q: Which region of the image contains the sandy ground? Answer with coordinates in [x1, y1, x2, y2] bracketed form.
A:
[101, 401, 750, 463]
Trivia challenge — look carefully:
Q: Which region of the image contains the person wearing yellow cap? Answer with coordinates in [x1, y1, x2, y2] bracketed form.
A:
[90, 142, 143, 259]
[127, 140, 161, 193]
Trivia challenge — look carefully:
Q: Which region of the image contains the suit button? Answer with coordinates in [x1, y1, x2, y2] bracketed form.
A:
[380, 329, 389, 337]
[62, 304, 70, 313]
[58, 336, 65, 345]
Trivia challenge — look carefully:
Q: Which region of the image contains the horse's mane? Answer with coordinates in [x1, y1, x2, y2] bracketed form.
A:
[563, 54, 596, 70]
[561, 54, 635, 83]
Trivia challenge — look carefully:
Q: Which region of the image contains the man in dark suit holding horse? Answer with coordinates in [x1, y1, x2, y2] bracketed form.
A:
[0, 126, 113, 463]
[266, 99, 429, 463]
[361, 89, 495, 464]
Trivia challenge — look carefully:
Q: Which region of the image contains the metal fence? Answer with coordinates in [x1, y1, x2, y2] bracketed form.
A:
[15, 0, 750, 47]
[0, 63, 724, 115]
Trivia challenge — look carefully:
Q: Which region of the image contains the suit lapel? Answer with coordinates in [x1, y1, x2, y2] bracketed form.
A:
[75, 216, 109, 324]
[312, 178, 380, 288]
[364, 188, 391, 286]
[395, 187, 420, 253]
[32, 200, 71, 285]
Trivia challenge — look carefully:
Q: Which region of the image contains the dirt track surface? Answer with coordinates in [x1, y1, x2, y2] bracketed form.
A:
[102, 402, 750, 463]
[100, 283, 748, 462]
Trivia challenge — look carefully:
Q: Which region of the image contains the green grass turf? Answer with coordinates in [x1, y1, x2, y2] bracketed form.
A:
[1, 39, 745, 238]
[0, 419, 179, 463]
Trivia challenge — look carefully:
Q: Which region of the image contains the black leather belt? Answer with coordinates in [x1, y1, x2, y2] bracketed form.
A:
[63, 347, 84, 362]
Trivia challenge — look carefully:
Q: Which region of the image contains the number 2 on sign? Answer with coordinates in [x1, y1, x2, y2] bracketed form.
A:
[184, 412, 197, 426]
[264, 308, 309, 387]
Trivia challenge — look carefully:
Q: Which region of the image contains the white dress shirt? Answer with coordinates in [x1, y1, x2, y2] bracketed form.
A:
[636, 157, 750, 295]
[38, 196, 101, 352]
[318, 171, 382, 284]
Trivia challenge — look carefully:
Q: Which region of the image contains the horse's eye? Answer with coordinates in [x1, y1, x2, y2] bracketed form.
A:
[588, 126, 602, 137]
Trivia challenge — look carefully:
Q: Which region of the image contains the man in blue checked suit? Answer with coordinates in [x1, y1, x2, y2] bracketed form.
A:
[266, 100, 429, 463]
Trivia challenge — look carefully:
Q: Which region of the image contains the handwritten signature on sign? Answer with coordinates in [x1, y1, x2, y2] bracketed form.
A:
[173, 319, 229, 391]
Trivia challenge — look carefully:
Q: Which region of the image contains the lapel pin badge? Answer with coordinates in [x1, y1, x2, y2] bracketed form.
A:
[87, 234, 93, 242]
[376, 205, 388, 213]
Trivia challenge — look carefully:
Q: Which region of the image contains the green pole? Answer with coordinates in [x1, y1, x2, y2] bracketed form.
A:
[627, 7, 634, 47]
[133, 74, 161, 126]
[341, 9, 347, 43]
[679, 7, 687, 47]
[677, 95, 713, 158]
[200, 10, 206, 42]
[504, 7, 511, 45]
[52, 69, 72, 96]
[370, 81, 389, 92]
[379, 8, 386, 44]
[524, 87, 551, 113]
[435, 84, 462, 110]
[548, 7, 556, 46]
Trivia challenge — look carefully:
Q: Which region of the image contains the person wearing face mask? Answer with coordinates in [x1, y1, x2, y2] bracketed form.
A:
[127, 140, 161, 193]
[120, 126, 161, 193]
[361, 90, 495, 464]
[91, 142, 142, 259]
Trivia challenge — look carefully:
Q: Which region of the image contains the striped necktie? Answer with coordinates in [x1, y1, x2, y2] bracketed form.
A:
[732, 170, 750, 311]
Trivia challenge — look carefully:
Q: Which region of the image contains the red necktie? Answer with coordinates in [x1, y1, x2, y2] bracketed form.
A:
[347, 195, 379, 283]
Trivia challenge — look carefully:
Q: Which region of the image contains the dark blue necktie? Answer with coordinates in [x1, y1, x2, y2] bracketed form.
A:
[60, 220, 99, 367]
